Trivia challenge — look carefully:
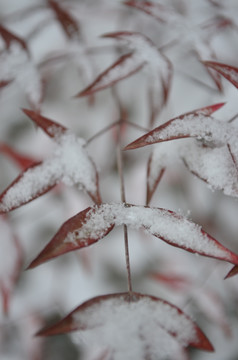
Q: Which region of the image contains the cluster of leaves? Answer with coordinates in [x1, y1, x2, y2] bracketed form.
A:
[1, 1, 238, 359]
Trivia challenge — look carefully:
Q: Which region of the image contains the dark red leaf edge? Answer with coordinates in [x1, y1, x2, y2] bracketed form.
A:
[22, 108, 67, 138]
[35, 292, 214, 352]
[124, 102, 225, 150]
[0, 24, 28, 52]
[75, 53, 145, 98]
[27, 203, 238, 269]
[146, 153, 165, 205]
[27, 206, 114, 269]
[0, 142, 36, 170]
[203, 61, 238, 89]
[48, 0, 80, 40]
[0, 161, 56, 214]
[225, 265, 238, 279]
[124, 1, 170, 23]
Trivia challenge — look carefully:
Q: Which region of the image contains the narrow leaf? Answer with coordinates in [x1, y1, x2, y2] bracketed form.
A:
[48, 0, 80, 39]
[204, 61, 238, 89]
[27, 207, 114, 269]
[22, 108, 67, 138]
[124, 103, 226, 150]
[146, 152, 165, 204]
[36, 292, 213, 358]
[0, 24, 28, 51]
[28, 203, 238, 268]
[0, 142, 36, 170]
[75, 53, 145, 97]
[225, 265, 238, 279]
[124, 1, 172, 23]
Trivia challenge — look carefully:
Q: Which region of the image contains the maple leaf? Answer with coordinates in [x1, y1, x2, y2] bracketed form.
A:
[0, 110, 101, 214]
[36, 292, 214, 359]
[28, 203, 238, 269]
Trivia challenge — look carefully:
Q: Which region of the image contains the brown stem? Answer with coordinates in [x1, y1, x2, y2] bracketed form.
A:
[116, 120, 133, 293]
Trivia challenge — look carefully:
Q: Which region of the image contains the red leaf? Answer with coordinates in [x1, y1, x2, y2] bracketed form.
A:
[124, 1, 171, 23]
[36, 292, 214, 356]
[0, 24, 28, 51]
[204, 61, 238, 89]
[28, 203, 238, 268]
[225, 265, 238, 279]
[48, 0, 80, 40]
[124, 103, 225, 150]
[146, 152, 165, 204]
[0, 142, 36, 170]
[22, 108, 67, 138]
[75, 53, 145, 97]
[27, 207, 114, 269]
[0, 161, 56, 214]
[150, 272, 191, 291]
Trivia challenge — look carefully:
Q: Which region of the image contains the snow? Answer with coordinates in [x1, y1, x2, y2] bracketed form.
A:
[182, 142, 238, 197]
[67, 203, 232, 261]
[0, 43, 42, 108]
[146, 114, 233, 146]
[72, 294, 195, 360]
[0, 132, 97, 212]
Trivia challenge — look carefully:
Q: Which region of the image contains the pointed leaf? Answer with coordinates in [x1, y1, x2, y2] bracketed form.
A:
[0, 24, 28, 51]
[28, 206, 114, 269]
[75, 53, 145, 97]
[28, 203, 238, 268]
[124, 1, 172, 23]
[0, 142, 36, 170]
[182, 142, 238, 198]
[48, 0, 80, 40]
[204, 61, 238, 89]
[22, 109, 67, 138]
[125, 103, 226, 150]
[0, 130, 101, 213]
[225, 265, 238, 279]
[36, 292, 213, 358]
[146, 152, 165, 204]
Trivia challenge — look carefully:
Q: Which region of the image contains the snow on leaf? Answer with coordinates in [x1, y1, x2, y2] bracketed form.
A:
[22, 109, 67, 138]
[0, 215, 23, 314]
[0, 112, 101, 213]
[76, 31, 172, 119]
[36, 292, 213, 359]
[0, 39, 43, 111]
[28, 203, 238, 268]
[124, 103, 226, 150]
[48, 0, 80, 40]
[27, 206, 114, 269]
[204, 61, 238, 89]
[182, 142, 238, 198]
[75, 53, 145, 97]
[0, 142, 36, 170]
